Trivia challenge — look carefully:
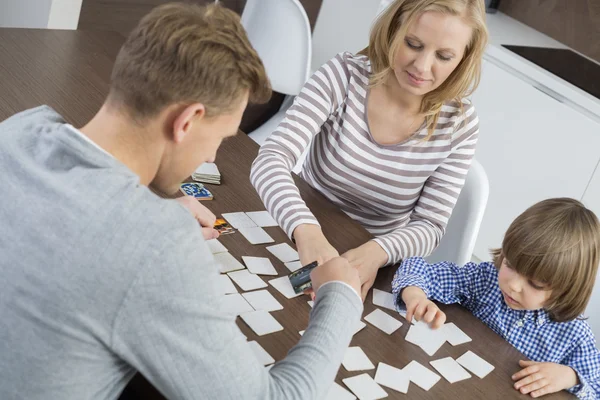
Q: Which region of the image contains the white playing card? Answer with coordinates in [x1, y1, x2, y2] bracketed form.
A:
[443, 322, 472, 346]
[364, 309, 403, 335]
[354, 321, 367, 335]
[238, 226, 275, 245]
[307, 300, 314, 308]
[246, 211, 278, 227]
[194, 162, 220, 176]
[242, 290, 283, 312]
[405, 321, 447, 356]
[220, 293, 254, 316]
[299, 330, 305, 336]
[248, 340, 275, 366]
[372, 289, 397, 311]
[240, 310, 283, 336]
[430, 357, 471, 383]
[325, 382, 357, 400]
[214, 252, 245, 273]
[242, 256, 278, 276]
[227, 269, 267, 291]
[374, 362, 409, 394]
[342, 373, 388, 400]
[266, 243, 299, 263]
[221, 212, 257, 229]
[206, 239, 228, 254]
[403, 360, 441, 391]
[217, 275, 237, 294]
[456, 351, 495, 379]
[342, 347, 375, 371]
[284, 260, 303, 272]
[268, 276, 303, 299]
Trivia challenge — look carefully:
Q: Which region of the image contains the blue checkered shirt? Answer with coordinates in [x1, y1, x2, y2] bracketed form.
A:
[391, 257, 600, 399]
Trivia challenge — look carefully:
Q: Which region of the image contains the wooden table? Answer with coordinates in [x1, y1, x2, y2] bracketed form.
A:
[0, 28, 573, 400]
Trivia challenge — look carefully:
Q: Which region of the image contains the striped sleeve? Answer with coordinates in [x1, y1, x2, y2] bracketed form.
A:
[373, 103, 479, 264]
[250, 53, 351, 238]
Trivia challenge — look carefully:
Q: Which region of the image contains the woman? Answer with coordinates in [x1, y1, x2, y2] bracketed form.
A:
[250, 0, 488, 299]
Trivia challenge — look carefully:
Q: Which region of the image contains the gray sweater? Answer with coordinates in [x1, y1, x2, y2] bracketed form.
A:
[0, 106, 363, 400]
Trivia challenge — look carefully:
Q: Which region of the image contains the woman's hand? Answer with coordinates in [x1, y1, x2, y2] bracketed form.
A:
[401, 286, 446, 328]
[512, 361, 578, 398]
[293, 224, 339, 266]
[342, 241, 388, 301]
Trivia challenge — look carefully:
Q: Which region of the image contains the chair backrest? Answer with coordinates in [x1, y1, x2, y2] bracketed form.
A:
[241, 0, 311, 96]
[426, 159, 490, 266]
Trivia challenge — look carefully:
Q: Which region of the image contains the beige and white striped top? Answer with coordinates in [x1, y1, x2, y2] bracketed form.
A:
[250, 52, 479, 264]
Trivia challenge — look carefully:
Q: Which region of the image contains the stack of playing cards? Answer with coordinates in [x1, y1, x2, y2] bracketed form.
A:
[192, 163, 221, 185]
[180, 182, 213, 201]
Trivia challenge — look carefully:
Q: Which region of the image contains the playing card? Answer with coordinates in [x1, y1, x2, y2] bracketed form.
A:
[248, 340, 275, 366]
[268, 276, 303, 299]
[354, 321, 367, 335]
[214, 252, 245, 273]
[342, 373, 388, 400]
[443, 322, 472, 346]
[246, 211, 278, 227]
[238, 227, 275, 245]
[430, 357, 471, 383]
[374, 362, 409, 394]
[180, 182, 213, 200]
[372, 289, 397, 311]
[240, 310, 283, 336]
[242, 290, 283, 312]
[220, 293, 254, 316]
[206, 239, 228, 254]
[299, 330, 305, 336]
[364, 309, 403, 335]
[214, 218, 235, 235]
[266, 243, 299, 263]
[403, 360, 441, 391]
[405, 321, 447, 356]
[288, 261, 319, 294]
[307, 300, 314, 308]
[325, 382, 357, 400]
[456, 351, 495, 379]
[227, 269, 268, 291]
[284, 260, 303, 272]
[194, 162, 220, 177]
[221, 212, 257, 229]
[217, 274, 237, 294]
[342, 346, 375, 371]
[242, 256, 278, 276]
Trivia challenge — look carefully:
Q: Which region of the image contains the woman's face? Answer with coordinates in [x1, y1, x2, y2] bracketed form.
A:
[392, 11, 473, 97]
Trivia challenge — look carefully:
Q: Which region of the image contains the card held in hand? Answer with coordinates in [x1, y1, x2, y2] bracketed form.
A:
[288, 261, 318, 294]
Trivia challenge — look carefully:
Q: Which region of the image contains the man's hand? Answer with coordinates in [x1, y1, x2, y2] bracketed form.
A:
[342, 241, 388, 301]
[176, 196, 219, 240]
[401, 286, 446, 329]
[310, 257, 361, 300]
[512, 361, 578, 398]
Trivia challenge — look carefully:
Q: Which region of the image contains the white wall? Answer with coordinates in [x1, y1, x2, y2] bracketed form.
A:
[0, 0, 81, 29]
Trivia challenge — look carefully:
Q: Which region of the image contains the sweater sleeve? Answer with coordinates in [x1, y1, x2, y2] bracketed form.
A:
[373, 102, 479, 264]
[563, 325, 600, 399]
[250, 53, 351, 239]
[110, 221, 363, 400]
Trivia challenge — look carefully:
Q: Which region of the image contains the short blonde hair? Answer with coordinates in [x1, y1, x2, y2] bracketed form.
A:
[361, 0, 488, 138]
[109, 3, 271, 120]
[491, 198, 600, 322]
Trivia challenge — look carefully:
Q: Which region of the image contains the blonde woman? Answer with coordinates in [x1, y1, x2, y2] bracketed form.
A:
[250, 0, 489, 299]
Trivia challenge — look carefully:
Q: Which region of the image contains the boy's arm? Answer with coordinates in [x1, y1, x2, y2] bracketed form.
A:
[391, 257, 494, 309]
[564, 331, 600, 399]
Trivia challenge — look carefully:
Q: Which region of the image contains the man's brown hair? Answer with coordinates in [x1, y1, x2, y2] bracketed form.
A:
[491, 198, 600, 322]
[109, 2, 271, 120]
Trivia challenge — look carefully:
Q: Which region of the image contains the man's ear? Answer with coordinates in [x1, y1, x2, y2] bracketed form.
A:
[172, 103, 206, 143]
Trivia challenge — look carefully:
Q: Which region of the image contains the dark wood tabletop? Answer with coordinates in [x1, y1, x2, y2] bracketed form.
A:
[0, 28, 573, 400]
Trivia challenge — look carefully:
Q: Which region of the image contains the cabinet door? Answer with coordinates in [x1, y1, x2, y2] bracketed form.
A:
[582, 168, 600, 343]
[470, 59, 600, 260]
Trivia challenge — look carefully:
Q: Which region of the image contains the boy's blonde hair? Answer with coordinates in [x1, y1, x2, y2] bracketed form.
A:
[109, 3, 271, 120]
[361, 0, 488, 139]
[491, 198, 600, 322]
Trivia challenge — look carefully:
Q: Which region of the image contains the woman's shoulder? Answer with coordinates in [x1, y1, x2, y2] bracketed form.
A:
[441, 98, 477, 119]
[438, 98, 479, 138]
[320, 52, 371, 82]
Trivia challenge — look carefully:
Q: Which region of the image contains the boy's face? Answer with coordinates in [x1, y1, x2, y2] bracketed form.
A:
[498, 258, 553, 311]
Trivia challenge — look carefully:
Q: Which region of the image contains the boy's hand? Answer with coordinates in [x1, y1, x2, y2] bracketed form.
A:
[401, 286, 446, 329]
[512, 360, 578, 398]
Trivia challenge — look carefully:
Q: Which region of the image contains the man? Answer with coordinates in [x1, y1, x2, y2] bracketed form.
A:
[0, 3, 362, 399]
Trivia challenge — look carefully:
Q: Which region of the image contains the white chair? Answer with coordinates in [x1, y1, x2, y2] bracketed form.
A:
[241, 0, 312, 146]
[426, 159, 490, 266]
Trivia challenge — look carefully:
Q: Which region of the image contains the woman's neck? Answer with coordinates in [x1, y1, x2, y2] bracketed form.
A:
[381, 72, 423, 115]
